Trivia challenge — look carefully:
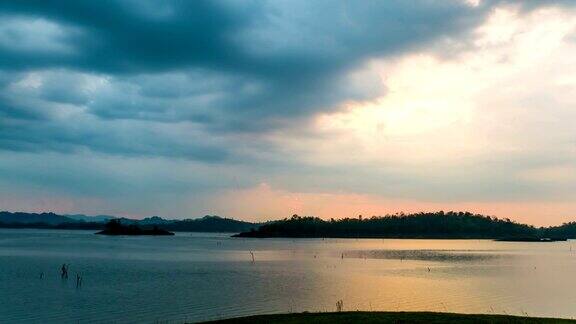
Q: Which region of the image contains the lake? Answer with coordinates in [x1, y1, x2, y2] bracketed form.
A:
[1, 229, 575, 323]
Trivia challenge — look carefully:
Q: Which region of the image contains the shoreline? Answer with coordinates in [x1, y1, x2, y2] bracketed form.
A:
[202, 311, 576, 323]
[233, 233, 570, 241]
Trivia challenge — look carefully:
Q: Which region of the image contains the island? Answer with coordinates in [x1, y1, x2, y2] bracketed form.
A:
[96, 219, 174, 236]
[233, 212, 568, 240]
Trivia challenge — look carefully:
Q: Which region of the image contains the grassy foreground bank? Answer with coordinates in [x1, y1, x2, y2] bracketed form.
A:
[204, 312, 575, 323]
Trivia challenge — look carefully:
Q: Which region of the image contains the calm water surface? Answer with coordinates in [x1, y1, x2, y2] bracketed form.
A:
[1, 229, 575, 323]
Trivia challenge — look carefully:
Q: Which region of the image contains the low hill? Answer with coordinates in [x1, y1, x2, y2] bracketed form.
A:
[65, 214, 116, 223]
[163, 216, 258, 233]
[0, 211, 259, 233]
[0, 211, 76, 225]
[234, 211, 538, 239]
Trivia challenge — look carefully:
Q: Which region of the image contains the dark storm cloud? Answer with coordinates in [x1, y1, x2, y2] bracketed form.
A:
[0, 1, 488, 118]
[0, 0, 256, 72]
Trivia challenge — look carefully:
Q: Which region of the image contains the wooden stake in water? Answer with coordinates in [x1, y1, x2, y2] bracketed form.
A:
[336, 300, 344, 312]
[60, 264, 69, 279]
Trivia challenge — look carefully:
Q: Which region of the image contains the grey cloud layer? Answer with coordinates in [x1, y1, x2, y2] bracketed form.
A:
[1, 1, 572, 152]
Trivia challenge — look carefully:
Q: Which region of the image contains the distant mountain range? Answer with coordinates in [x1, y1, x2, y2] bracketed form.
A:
[0, 211, 259, 233]
[6, 210, 576, 239]
[65, 214, 116, 223]
[0, 212, 76, 225]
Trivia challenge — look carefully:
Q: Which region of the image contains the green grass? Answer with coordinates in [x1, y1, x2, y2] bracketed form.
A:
[203, 311, 575, 323]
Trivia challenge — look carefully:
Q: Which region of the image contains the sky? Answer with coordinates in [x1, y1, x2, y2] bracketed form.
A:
[0, 0, 575, 226]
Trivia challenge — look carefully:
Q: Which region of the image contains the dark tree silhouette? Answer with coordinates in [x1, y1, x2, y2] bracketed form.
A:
[234, 211, 541, 239]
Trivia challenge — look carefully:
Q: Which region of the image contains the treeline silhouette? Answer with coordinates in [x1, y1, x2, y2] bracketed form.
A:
[234, 211, 550, 239]
[0, 212, 257, 233]
[0, 221, 103, 230]
[543, 222, 576, 238]
[96, 219, 174, 235]
[162, 216, 257, 232]
[4, 210, 576, 239]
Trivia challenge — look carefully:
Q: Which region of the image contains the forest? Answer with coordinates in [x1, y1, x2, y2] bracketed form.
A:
[234, 211, 570, 239]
